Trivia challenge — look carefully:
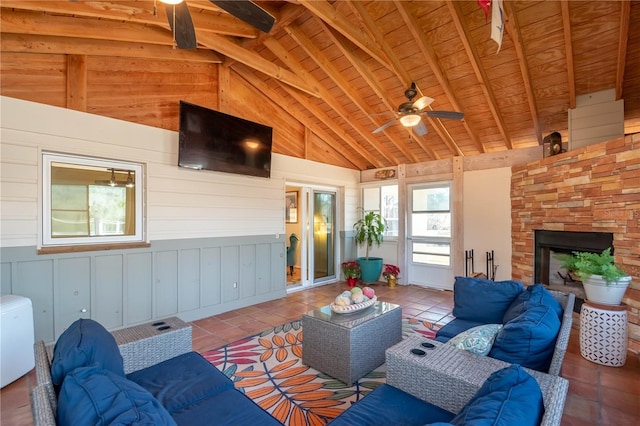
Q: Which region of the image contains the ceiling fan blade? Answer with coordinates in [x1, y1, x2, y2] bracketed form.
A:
[414, 120, 428, 136]
[424, 110, 464, 120]
[373, 119, 398, 134]
[210, 1, 275, 33]
[412, 96, 434, 111]
[166, 2, 197, 49]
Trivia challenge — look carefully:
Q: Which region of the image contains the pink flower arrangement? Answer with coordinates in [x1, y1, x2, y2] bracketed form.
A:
[383, 264, 400, 279]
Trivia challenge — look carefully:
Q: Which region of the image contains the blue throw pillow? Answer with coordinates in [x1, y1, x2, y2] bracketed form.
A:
[490, 304, 561, 371]
[452, 277, 524, 324]
[503, 283, 563, 323]
[51, 318, 124, 386]
[450, 365, 544, 426]
[57, 365, 176, 426]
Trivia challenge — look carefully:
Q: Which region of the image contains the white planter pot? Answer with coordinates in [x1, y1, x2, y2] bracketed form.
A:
[583, 275, 631, 306]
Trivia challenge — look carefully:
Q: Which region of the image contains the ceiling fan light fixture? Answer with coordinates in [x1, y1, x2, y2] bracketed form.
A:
[400, 114, 421, 127]
[160, 0, 183, 5]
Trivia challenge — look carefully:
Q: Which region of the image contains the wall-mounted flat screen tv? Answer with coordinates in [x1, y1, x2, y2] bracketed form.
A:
[178, 101, 273, 178]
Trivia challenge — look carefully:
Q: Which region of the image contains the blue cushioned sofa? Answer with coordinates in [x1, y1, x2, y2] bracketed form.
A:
[30, 318, 280, 426]
[435, 278, 575, 375]
[329, 337, 569, 426]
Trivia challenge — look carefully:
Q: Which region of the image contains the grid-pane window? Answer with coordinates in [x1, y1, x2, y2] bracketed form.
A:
[362, 184, 398, 237]
[410, 184, 451, 266]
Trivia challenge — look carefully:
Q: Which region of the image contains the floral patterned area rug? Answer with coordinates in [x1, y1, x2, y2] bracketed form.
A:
[201, 318, 439, 426]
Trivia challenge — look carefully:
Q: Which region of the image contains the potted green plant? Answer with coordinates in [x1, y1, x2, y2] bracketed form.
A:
[341, 260, 361, 288]
[558, 248, 631, 305]
[382, 264, 400, 287]
[353, 209, 386, 283]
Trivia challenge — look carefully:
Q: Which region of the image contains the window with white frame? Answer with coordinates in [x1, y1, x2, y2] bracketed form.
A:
[41, 153, 144, 248]
[362, 184, 398, 237]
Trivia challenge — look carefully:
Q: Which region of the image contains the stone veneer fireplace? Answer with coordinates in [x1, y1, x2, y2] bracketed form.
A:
[534, 230, 613, 312]
[511, 133, 640, 353]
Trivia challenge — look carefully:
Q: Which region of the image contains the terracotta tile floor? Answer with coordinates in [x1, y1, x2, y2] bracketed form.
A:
[2, 283, 639, 425]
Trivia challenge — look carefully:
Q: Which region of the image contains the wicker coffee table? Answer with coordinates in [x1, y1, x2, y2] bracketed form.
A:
[302, 301, 401, 385]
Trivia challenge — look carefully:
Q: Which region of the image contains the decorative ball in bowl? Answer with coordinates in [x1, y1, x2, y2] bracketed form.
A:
[330, 286, 376, 313]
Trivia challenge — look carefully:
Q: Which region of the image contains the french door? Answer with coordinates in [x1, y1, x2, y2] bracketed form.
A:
[407, 183, 454, 290]
[286, 185, 337, 289]
[310, 190, 336, 284]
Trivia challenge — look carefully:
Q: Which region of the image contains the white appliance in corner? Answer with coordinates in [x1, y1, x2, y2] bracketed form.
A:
[0, 295, 35, 388]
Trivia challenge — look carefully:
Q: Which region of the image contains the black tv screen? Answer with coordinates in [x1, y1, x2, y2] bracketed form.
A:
[178, 101, 273, 178]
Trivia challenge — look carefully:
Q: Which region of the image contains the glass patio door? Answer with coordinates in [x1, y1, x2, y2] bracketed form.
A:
[286, 185, 337, 290]
[309, 190, 336, 283]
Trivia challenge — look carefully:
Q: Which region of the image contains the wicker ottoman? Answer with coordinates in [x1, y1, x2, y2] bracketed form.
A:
[302, 301, 401, 385]
[112, 316, 192, 373]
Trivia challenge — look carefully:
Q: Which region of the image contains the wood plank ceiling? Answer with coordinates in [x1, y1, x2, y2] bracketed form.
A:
[1, 1, 639, 170]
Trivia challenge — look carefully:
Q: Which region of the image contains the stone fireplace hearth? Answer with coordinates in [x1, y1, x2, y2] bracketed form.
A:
[511, 133, 640, 353]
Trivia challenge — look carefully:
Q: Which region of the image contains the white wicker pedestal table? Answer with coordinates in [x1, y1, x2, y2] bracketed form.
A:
[302, 301, 401, 385]
[580, 301, 628, 367]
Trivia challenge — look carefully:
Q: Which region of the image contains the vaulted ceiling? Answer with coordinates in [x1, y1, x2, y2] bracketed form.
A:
[2, 1, 639, 170]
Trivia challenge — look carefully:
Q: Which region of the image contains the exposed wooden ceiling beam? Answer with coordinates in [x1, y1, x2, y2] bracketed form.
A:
[297, 0, 392, 73]
[189, 31, 319, 97]
[345, 1, 405, 85]
[616, 0, 631, 100]
[263, 34, 395, 165]
[241, 2, 306, 49]
[345, 1, 439, 160]
[448, 1, 512, 150]
[1, 33, 221, 63]
[278, 82, 382, 169]
[1, 0, 258, 38]
[560, 1, 576, 109]
[66, 55, 87, 111]
[295, 20, 420, 163]
[222, 2, 306, 69]
[504, 1, 542, 144]
[393, 0, 481, 156]
[321, 24, 437, 161]
[1, 9, 175, 45]
[1, 8, 317, 97]
[235, 67, 361, 167]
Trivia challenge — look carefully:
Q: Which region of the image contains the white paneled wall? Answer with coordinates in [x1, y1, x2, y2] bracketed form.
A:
[1, 96, 360, 248]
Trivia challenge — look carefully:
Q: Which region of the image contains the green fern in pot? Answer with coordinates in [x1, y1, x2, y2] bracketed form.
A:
[558, 248, 631, 305]
[558, 248, 627, 283]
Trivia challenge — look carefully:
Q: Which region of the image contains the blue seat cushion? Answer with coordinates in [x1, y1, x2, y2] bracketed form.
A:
[435, 318, 485, 342]
[127, 351, 234, 414]
[503, 283, 563, 323]
[170, 387, 282, 426]
[57, 365, 176, 426]
[450, 365, 544, 426]
[328, 384, 455, 425]
[51, 318, 124, 386]
[490, 304, 561, 372]
[452, 277, 524, 324]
